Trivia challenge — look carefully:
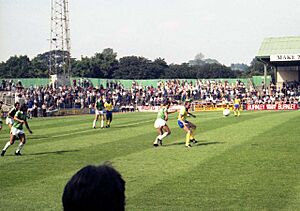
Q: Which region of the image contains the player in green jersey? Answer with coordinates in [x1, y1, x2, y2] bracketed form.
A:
[6, 102, 20, 129]
[153, 101, 176, 147]
[1, 104, 33, 156]
[93, 96, 105, 129]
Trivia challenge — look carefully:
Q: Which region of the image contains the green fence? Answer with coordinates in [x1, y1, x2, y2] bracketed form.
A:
[252, 76, 271, 87]
[89, 78, 251, 89]
[1, 76, 270, 89]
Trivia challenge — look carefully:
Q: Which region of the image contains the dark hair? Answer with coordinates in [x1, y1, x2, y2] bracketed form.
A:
[163, 100, 171, 106]
[62, 164, 125, 211]
[184, 101, 191, 105]
[20, 104, 28, 112]
[14, 102, 20, 107]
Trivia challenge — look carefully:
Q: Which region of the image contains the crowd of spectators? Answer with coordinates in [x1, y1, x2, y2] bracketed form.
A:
[1, 79, 23, 91]
[0, 78, 299, 116]
[125, 79, 300, 106]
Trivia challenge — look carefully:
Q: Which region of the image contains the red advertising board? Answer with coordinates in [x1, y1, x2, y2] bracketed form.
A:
[277, 104, 298, 110]
[246, 104, 265, 110]
[246, 104, 298, 111]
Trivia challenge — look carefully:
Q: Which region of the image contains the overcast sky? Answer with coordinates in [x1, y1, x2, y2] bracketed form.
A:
[0, 0, 299, 66]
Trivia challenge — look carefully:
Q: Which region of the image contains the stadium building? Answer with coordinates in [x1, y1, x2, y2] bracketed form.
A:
[256, 36, 300, 87]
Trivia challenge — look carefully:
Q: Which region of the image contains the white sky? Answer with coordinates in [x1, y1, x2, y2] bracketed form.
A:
[0, 0, 299, 66]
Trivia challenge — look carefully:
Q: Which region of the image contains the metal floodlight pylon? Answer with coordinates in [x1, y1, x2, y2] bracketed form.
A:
[49, 0, 71, 85]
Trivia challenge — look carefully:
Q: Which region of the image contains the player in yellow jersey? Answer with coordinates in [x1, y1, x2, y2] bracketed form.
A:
[233, 95, 241, 117]
[104, 99, 113, 128]
[177, 100, 197, 148]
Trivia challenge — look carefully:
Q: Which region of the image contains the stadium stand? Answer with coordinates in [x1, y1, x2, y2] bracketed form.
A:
[0, 78, 299, 116]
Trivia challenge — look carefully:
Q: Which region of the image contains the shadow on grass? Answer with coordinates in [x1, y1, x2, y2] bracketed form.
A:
[194, 141, 225, 147]
[167, 141, 224, 147]
[26, 149, 80, 156]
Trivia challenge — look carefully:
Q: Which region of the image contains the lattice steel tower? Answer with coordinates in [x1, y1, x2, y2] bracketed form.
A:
[49, 0, 71, 83]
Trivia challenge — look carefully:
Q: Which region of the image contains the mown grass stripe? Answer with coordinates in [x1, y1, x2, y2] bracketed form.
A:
[124, 111, 298, 210]
[0, 111, 299, 211]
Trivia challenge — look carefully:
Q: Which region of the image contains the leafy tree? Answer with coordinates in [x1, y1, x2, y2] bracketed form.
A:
[100, 48, 119, 78]
[163, 63, 191, 78]
[140, 58, 168, 79]
[4, 55, 33, 78]
[114, 56, 150, 79]
[71, 56, 92, 77]
[69, 48, 119, 78]
[189, 53, 220, 67]
[189, 53, 205, 66]
[31, 52, 50, 77]
[246, 58, 273, 77]
[204, 58, 220, 65]
[0, 62, 8, 78]
[230, 63, 248, 71]
[85, 48, 119, 78]
[0, 49, 253, 80]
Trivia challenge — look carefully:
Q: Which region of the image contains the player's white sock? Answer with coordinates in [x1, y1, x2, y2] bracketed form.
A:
[93, 120, 97, 128]
[16, 143, 24, 153]
[101, 119, 104, 128]
[153, 136, 159, 144]
[160, 132, 169, 140]
[3, 141, 11, 151]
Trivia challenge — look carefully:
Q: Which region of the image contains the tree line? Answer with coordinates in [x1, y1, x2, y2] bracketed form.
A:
[0, 48, 271, 79]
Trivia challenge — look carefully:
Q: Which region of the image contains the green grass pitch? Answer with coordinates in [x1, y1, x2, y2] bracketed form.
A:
[0, 110, 299, 210]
